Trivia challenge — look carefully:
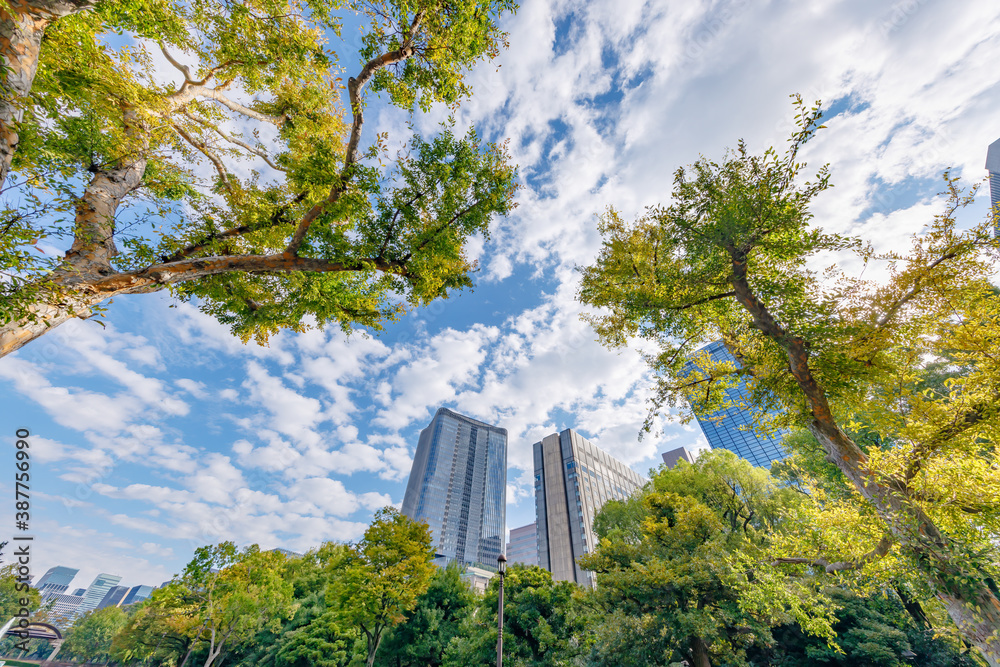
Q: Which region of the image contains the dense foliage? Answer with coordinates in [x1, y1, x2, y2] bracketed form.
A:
[0, 0, 518, 357]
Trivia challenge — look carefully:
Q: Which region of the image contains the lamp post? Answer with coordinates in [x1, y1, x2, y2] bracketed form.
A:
[496, 553, 507, 667]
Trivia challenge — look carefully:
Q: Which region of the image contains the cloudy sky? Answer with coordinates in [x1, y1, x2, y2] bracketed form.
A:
[2, 0, 998, 592]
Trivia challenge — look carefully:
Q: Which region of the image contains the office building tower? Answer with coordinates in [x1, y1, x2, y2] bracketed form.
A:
[71, 588, 86, 596]
[987, 138, 1000, 237]
[402, 408, 507, 570]
[34, 566, 78, 597]
[684, 341, 788, 469]
[534, 429, 646, 586]
[121, 584, 154, 606]
[74, 573, 122, 618]
[97, 585, 130, 610]
[506, 522, 538, 567]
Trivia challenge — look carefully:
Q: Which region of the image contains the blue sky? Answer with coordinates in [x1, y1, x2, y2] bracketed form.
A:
[2, 0, 999, 592]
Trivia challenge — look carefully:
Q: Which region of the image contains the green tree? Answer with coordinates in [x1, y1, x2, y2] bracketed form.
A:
[231, 542, 354, 667]
[578, 97, 1000, 662]
[375, 561, 475, 667]
[62, 604, 129, 664]
[753, 588, 980, 667]
[443, 564, 590, 667]
[179, 543, 295, 667]
[110, 583, 201, 665]
[0, 0, 517, 357]
[0, 563, 41, 621]
[580, 451, 835, 667]
[329, 507, 435, 667]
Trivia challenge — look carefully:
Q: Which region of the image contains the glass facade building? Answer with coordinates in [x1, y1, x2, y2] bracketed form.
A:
[35, 566, 78, 597]
[685, 340, 787, 468]
[987, 137, 1000, 237]
[75, 573, 122, 618]
[534, 429, 646, 586]
[121, 584, 155, 606]
[401, 408, 507, 571]
[506, 522, 538, 567]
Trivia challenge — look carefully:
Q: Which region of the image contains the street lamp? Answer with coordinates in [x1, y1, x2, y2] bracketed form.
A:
[497, 553, 507, 667]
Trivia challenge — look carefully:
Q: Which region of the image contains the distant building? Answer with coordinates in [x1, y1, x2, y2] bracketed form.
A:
[684, 341, 788, 469]
[34, 566, 78, 597]
[97, 585, 130, 610]
[47, 594, 83, 626]
[402, 408, 507, 571]
[121, 584, 154, 606]
[987, 138, 1000, 237]
[460, 565, 496, 594]
[71, 588, 86, 597]
[506, 522, 538, 567]
[661, 446, 698, 468]
[534, 429, 646, 586]
[75, 573, 122, 618]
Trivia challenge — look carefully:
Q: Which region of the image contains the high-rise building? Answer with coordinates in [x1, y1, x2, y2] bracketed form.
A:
[121, 584, 155, 606]
[987, 138, 1000, 237]
[74, 573, 122, 618]
[506, 522, 538, 567]
[661, 445, 697, 468]
[34, 566, 78, 597]
[71, 588, 86, 597]
[684, 340, 788, 469]
[97, 585, 130, 610]
[534, 429, 646, 586]
[402, 408, 507, 571]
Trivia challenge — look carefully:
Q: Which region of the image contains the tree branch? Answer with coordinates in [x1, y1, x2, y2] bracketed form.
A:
[89, 252, 410, 294]
[772, 535, 892, 574]
[171, 123, 231, 190]
[284, 9, 428, 255]
[183, 112, 284, 171]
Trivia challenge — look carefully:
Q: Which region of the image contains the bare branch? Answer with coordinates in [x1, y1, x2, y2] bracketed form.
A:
[184, 112, 284, 171]
[159, 44, 193, 82]
[171, 123, 231, 190]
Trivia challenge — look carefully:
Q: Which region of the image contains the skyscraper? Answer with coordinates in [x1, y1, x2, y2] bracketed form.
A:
[74, 573, 122, 618]
[97, 585, 131, 610]
[402, 408, 507, 571]
[120, 584, 155, 606]
[987, 138, 1000, 237]
[534, 428, 646, 586]
[506, 522, 538, 567]
[34, 566, 78, 597]
[684, 340, 787, 468]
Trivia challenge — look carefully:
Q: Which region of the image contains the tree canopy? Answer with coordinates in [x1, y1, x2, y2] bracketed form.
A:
[578, 97, 1000, 663]
[0, 0, 518, 357]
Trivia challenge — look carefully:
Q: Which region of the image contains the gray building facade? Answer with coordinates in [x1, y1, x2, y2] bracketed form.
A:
[684, 340, 788, 469]
[402, 408, 507, 571]
[534, 429, 646, 586]
[661, 445, 697, 469]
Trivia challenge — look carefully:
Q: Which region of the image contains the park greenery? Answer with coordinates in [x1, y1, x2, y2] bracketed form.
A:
[0, 0, 518, 357]
[0, 455, 990, 666]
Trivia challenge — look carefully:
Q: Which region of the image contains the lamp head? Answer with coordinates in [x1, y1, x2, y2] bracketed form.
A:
[497, 554, 507, 574]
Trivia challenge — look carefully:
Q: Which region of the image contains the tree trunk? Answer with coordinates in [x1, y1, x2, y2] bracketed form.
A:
[0, 0, 93, 184]
[0, 290, 107, 356]
[689, 636, 712, 667]
[366, 628, 383, 667]
[728, 256, 1000, 664]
